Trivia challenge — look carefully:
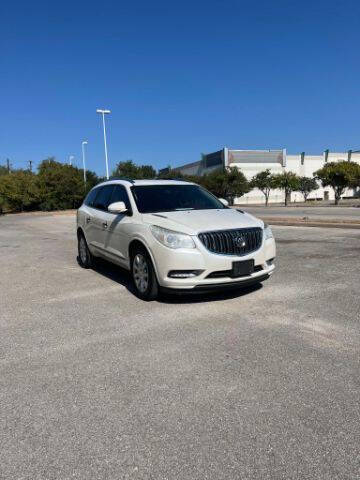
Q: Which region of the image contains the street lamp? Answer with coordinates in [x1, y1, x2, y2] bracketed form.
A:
[69, 155, 74, 166]
[96, 108, 111, 179]
[82, 141, 88, 186]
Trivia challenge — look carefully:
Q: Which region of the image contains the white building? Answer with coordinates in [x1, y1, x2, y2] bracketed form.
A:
[168, 148, 360, 204]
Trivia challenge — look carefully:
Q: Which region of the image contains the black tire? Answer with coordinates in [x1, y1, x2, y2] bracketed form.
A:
[78, 232, 93, 269]
[131, 245, 159, 301]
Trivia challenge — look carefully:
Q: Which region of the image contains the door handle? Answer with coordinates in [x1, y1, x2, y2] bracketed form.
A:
[102, 221, 108, 229]
[86, 217, 91, 224]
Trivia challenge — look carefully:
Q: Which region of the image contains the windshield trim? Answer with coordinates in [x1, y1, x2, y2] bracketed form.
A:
[130, 184, 226, 214]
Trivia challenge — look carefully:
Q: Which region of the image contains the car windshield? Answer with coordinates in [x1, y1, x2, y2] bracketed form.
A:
[131, 184, 226, 213]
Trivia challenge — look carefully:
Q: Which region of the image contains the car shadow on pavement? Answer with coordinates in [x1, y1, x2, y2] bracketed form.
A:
[82, 256, 263, 304]
[158, 283, 263, 304]
[77, 256, 138, 296]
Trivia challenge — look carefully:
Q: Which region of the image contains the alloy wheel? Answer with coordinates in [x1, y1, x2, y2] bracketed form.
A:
[133, 254, 149, 293]
[79, 237, 88, 264]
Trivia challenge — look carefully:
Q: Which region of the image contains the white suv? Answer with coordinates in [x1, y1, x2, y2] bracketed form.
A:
[77, 178, 276, 300]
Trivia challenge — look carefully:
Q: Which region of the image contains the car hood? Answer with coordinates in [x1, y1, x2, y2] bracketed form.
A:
[142, 209, 263, 235]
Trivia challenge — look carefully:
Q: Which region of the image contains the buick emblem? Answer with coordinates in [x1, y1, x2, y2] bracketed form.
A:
[235, 236, 246, 248]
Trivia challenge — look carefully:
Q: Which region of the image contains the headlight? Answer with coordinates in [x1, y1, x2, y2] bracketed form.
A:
[150, 225, 196, 249]
[264, 223, 273, 240]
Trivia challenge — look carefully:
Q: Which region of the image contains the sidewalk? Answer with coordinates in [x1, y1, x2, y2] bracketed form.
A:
[256, 216, 360, 229]
[237, 205, 360, 229]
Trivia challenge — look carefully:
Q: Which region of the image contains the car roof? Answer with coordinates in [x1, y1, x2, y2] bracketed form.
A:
[96, 179, 195, 187]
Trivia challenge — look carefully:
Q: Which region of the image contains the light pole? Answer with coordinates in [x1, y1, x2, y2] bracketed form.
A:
[82, 141, 88, 186]
[96, 108, 111, 179]
[69, 155, 74, 166]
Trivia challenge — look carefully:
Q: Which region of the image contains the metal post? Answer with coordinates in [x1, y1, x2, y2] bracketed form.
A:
[102, 113, 109, 179]
[96, 109, 111, 180]
[82, 141, 88, 186]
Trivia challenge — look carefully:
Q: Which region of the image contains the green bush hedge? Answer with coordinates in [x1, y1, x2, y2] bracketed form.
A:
[0, 158, 99, 213]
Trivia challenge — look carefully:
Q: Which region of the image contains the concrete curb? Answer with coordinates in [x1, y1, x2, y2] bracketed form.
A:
[2, 209, 76, 217]
[261, 218, 360, 229]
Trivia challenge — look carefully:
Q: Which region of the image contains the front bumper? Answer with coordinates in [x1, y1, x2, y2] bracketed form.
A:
[149, 235, 276, 291]
[161, 273, 270, 294]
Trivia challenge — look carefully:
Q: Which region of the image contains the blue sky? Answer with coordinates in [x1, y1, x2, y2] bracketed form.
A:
[1, 0, 359, 176]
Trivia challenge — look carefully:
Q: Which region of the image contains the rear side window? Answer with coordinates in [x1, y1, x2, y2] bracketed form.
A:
[84, 188, 99, 207]
[110, 185, 131, 210]
[93, 185, 114, 211]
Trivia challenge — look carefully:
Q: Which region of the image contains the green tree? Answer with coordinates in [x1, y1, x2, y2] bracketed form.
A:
[272, 171, 300, 206]
[139, 164, 156, 179]
[250, 169, 276, 206]
[0, 170, 40, 212]
[112, 160, 156, 179]
[85, 170, 102, 188]
[315, 161, 360, 205]
[0, 165, 9, 176]
[112, 160, 139, 178]
[201, 167, 250, 205]
[298, 176, 318, 202]
[0, 195, 5, 214]
[37, 158, 98, 211]
[348, 164, 360, 196]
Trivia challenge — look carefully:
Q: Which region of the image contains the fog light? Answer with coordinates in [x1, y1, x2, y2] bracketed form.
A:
[267, 258, 275, 266]
[168, 270, 203, 278]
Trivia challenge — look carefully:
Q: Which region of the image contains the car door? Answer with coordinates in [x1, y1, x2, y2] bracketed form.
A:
[101, 185, 133, 264]
[90, 185, 115, 252]
[82, 187, 101, 247]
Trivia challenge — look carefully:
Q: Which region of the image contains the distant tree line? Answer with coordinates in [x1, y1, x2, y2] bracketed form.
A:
[0, 158, 100, 214]
[250, 162, 360, 206]
[1, 158, 360, 214]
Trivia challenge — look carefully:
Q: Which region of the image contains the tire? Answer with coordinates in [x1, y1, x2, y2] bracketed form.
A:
[78, 232, 93, 269]
[131, 246, 159, 301]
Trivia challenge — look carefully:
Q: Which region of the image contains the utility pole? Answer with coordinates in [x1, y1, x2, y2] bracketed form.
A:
[6, 159, 11, 173]
[96, 109, 111, 179]
[28, 160, 33, 172]
[81, 141, 88, 187]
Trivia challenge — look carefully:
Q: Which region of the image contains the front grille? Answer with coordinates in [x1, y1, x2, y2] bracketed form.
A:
[198, 227, 263, 256]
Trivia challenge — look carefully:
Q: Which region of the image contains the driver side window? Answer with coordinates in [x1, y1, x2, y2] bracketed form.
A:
[93, 185, 114, 211]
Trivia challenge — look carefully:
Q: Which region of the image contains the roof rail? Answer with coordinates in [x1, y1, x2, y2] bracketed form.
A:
[106, 177, 135, 184]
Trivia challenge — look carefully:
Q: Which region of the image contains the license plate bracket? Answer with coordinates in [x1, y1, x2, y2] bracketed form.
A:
[231, 259, 254, 278]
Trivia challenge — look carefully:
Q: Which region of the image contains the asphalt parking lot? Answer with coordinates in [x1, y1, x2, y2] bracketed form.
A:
[1, 213, 359, 479]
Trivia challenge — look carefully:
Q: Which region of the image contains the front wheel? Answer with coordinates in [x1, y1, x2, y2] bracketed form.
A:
[131, 247, 159, 301]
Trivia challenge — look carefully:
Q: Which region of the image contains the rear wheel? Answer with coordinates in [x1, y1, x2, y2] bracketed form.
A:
[78, 233, 93, 268]
[131, 246, 159, 301]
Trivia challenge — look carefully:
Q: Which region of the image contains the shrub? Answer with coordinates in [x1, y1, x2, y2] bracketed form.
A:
[0, 170, 40, 212]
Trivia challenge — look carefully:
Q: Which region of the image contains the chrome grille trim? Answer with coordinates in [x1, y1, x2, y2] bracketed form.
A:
[198, 227, 263, 256]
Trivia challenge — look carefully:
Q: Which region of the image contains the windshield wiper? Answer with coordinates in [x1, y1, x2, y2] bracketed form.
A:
[174, 207, 194, 211]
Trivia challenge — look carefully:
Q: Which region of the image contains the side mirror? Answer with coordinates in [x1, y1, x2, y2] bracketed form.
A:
[219, 198, 229, 207]
[108, 201, 128, 214]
